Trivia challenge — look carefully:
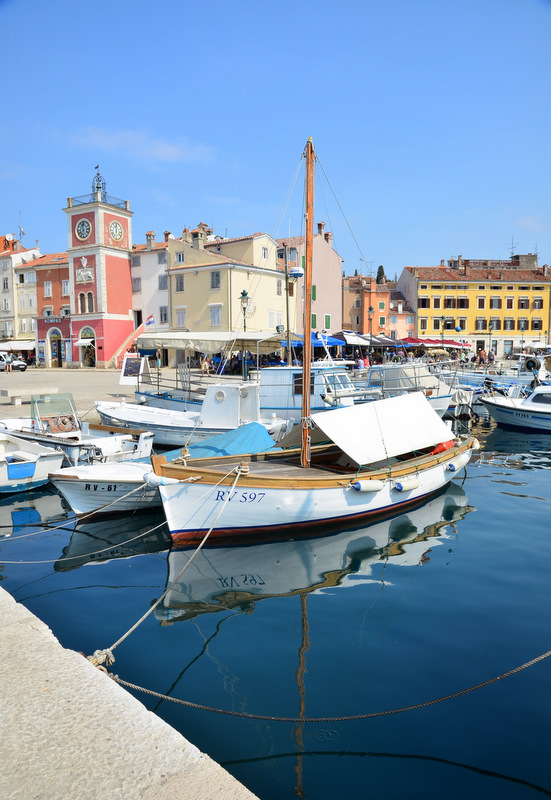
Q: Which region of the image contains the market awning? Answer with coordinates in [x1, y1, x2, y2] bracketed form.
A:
[136, 330, 285, 355]
[332, 331, 371, 347]
[74, 338, 95, 347]
[287, 333, 344, 347]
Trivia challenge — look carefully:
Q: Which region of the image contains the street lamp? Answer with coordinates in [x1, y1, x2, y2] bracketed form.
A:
[440, 315, 445, 348]
[239, 290, 249, 379]
[368, 305, 374, 357]
[520, 319, 525, 355]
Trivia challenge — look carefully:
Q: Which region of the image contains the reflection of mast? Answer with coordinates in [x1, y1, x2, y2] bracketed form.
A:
[293, 592, 310, 800]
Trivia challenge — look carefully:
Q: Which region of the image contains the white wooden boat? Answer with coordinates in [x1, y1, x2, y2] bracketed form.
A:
[150, 140, 476, 545]
[156, 481, 472, 622]
[348, 362, 453, 417]
[0, 431, 64, 493]
[479, 384, 551, 432]
[96, 381, 292, 446]
[48, 422, 281, 516]
[0, 393, 154, 467]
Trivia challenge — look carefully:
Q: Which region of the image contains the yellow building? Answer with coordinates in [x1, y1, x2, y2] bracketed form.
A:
[397, 255, 551, 357]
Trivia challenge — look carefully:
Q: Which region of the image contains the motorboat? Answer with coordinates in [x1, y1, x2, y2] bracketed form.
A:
[96, 381, 292, 446]
[479, 383, 551, 432]
[0, 393, 154, 467]
[0, 431, 64, 493]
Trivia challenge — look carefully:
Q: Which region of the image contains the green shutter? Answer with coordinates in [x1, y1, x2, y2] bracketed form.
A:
[324, 314, 331, 329]
[312, 284, 317, 301]
[311, 313, 317, 329]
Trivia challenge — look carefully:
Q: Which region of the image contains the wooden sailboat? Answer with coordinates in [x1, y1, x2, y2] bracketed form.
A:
[150, 138, 477, 545]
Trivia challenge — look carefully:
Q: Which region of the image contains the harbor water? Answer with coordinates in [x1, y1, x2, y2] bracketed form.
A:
[1, 418, 550, 799]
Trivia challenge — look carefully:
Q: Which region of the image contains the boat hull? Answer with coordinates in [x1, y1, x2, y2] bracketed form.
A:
[0, 433, 65, 493]
[49, 463, 159, 516]
[480, 398, 551, 432]
[158, 442, 473, 545]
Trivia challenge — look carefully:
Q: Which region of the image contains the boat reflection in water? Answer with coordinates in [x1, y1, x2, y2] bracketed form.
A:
[0, 486, 69, 539]
[54, 508, 171, 571]
[156, 481, 474, 624]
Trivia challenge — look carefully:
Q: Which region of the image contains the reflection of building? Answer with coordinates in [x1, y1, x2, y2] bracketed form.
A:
[397, 253, 551, 357]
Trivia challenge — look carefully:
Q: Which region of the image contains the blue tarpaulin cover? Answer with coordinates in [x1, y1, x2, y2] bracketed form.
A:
[164, 422, 279, 462]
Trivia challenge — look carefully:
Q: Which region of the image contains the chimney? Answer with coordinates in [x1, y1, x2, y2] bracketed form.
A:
[164, 230, 171, 243]
[192, 228, 205, 250]
[146, 231, 155, 251]
[317, 222, 325, 236]
[181, 228, 192, 244]
[324, 232, 333, 245]
[543, 264, 548, 277]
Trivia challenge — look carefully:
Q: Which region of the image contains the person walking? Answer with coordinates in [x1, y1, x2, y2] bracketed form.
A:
[5, 352, 12, 373]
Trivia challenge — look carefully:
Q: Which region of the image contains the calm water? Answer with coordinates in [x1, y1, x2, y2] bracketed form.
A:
[1, 420, 551, 799]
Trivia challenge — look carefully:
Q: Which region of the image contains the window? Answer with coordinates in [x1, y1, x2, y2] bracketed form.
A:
[44, 281, 52, 297]
[378, 301, 385, 310]
[354, 297, 361, 308]
[43, 306, 53, 317]
[276, 279, 282, 296]
[532, 318, 543, 330]
[131, 255, 141, 267]
[210, 305, 221, 326]
[457, 296, 469, 309]
[519, 286, 529, 291]
[176, 252, 185, 263]
[420, 284, 428, 289]
[30, 318, 35, 332]
[293, 373, 315, 396]
[176, 308, 186, 327]
[432, 297, 441, 309]
[478, 285, 486, 290]
[379, 316, 385, 326]
[158, 275, 168, 291]
[444, 296, 456, 309]
[475, 318, 487, 331]
[61, 306, 71, 316]
[175, 275, 185, 292]
[79, 293, 86, 313]
[458, 318, 467, 331]
[534, 297, 543, 309]
[418, 297, 430, 308]
[2, 277, 8, 290]
[87, 292, 94, 313]
[504, 318, 515, 331]
[406, 315, 415, 324]
[490, 285, 501, 290]
[433, 317, 442, 331]
[210, 271, 221, 289]
[355, 315, 360, 326]
[506, 297, 514, 310]
[419, 317, 428, 331]
[389, 315, 397, 324]
[1, 260, 8, 269]
[159, 305, 168, 324]
[533, 286, 544, 291]
[158, 251, 167, 264]
[19, 293, 25, 307]
[489, 318, 501, 330]
[268, 309, 275, 328]
[324, 314, 331, 329]
[18, 274, 24, 284]
[62, 280, 69, 295]
[431, 285, 442, 290]
[288, 282, 294, 297]
[477, 297, 485, 309]
[489, 296, 501, 309]
[132, 277, 142, 293]
[518, 297, 529, 310]
[29, 293, 35, 307]
[262, 246, 268, 260]
[1, 298, 9, 311]
[26, 271, 36, 282]
[20, 318, 27, 332]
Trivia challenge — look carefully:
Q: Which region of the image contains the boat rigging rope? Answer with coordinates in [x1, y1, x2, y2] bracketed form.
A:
[88, 465, 245, 668]
[108, 647, 551, 723]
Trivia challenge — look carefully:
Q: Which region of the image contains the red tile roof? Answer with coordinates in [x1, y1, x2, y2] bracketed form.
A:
[405, 266, 551, 283]
[16, 252, 68, 268]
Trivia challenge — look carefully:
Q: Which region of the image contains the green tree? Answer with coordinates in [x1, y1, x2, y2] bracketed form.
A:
[376, 265, 386, 284]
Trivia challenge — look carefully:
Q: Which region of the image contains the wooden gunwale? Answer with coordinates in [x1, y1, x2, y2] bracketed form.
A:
[152, 436, 475, 490]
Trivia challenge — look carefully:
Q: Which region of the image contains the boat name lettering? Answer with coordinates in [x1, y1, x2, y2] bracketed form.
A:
[214, 490, 266, 503]
[84, 483, 117, 491]
[218, 574, 266, 589]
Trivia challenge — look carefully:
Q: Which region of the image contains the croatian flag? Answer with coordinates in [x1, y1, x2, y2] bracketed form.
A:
[145, 314, 155, 326]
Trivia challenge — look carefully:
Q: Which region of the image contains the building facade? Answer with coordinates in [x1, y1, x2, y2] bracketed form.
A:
[397, 254, 551, 356]
[342, 274, 414, 341]
[0, 234, 41, 346]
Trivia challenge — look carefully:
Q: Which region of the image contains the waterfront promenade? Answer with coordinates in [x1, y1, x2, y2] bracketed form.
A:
[0, 366, 259, 800]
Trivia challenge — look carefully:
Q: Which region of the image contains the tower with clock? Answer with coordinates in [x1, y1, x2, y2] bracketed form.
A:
[64, 168, 134, 368]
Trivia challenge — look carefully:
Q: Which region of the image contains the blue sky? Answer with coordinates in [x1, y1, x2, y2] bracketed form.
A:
[2, 0, 550, 277]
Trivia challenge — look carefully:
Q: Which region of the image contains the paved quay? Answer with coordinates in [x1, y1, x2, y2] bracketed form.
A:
[0, 367, 259, 800]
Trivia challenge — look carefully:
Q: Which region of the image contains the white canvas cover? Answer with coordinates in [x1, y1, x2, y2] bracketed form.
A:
[137, 331, 284, 355]
[279, 392, 454, 465]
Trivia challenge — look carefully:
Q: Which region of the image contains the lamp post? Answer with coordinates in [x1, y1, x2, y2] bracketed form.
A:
[440, 315, 445, 348]
[240, 290, 249, 379]
[368, 305, 374, 357]
[520, 319, 525, 355]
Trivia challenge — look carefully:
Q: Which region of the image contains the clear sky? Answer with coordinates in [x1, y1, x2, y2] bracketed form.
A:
[2, 0, 550, 278]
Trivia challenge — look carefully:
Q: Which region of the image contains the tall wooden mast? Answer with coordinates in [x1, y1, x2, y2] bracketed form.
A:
[301, 137, 315, 467]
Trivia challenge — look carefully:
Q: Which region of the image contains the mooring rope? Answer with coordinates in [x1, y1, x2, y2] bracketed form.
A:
[88, 465, 245, 668]
[108, 647, 551, 722]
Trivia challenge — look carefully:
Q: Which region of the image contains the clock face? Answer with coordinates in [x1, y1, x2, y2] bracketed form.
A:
[109, 220, 124, 241]
[75, 218, 91, 241]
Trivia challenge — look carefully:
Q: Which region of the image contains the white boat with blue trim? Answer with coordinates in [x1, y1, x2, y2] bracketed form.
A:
[479, 383, 551, 432]
[0, 431, 64, 493]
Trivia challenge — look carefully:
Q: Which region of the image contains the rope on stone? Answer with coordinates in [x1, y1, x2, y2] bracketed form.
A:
[108, 647, 551, 722]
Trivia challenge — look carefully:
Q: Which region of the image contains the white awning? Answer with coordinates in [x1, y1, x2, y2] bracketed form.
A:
[74, 339, 95, 347]
[278, 392, 453, 465]
[0, 340, 35, 350]
[136, 330, 285, 355]
[333, 331, 371, 347]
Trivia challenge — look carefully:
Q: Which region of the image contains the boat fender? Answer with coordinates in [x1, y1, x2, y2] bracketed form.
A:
[350, 479, 385, 492]
[446, 452, 471, 472]
[430, 439, 454, 455]
[392, 476, 420, 492]
[144, 473, 181, 487]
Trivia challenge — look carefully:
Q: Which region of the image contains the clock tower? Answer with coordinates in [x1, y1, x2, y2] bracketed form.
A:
[64, 168, 134, 368]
